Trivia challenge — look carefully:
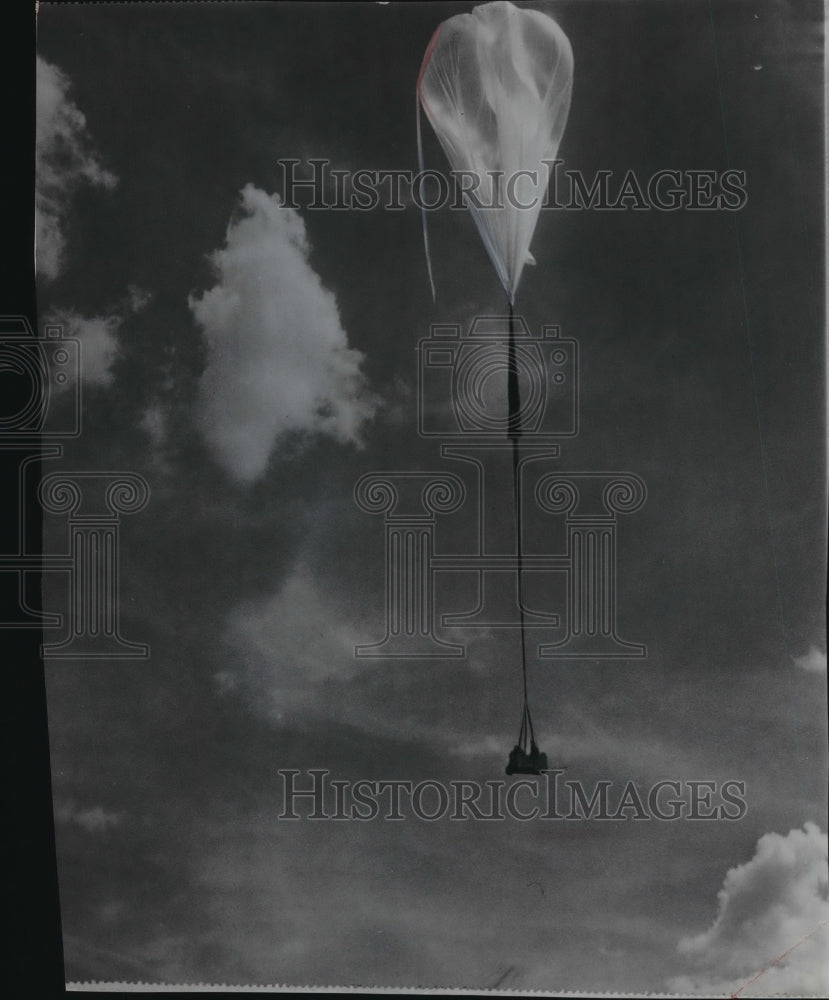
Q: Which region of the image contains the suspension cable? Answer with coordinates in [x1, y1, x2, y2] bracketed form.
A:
[508, 302, 534, 753]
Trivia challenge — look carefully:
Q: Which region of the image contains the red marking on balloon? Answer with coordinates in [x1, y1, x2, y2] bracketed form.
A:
[416, 23, 443, 117]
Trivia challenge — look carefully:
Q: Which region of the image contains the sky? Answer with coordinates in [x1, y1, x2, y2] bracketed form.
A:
[33, 0, 827, 994]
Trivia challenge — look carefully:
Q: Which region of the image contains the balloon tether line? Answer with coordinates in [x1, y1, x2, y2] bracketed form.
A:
[508, 300, 534, 753]
[416, 92, 436, 302]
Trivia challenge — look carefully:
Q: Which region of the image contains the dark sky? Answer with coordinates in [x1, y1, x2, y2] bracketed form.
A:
[34, 1, 826, 993]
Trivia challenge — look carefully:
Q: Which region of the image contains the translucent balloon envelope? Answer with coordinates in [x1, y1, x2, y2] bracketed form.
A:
[417, 0, 574, 303]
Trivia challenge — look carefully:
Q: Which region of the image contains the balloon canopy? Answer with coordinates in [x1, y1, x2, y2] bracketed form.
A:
[417, 0, 574, 304]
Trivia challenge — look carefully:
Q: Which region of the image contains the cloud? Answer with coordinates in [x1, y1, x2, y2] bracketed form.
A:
[36, 56, 117, 280]
[139, 402, 167, 447]
[794, 645, 827, 675]
[46, 310, 120, 388]
[138, 399, 177, 475]
[220, 561, 364, 718]
[220, 560, 517, 746]
[126, 284, 153, 313]
[55, 801, 122, 834]
[189, 184, 377, 484]
[669, 823, 829, 996]
[45, 287, 151, 390]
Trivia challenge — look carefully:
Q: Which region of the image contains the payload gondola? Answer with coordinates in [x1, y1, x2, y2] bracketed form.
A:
[505, 702, 548, 775]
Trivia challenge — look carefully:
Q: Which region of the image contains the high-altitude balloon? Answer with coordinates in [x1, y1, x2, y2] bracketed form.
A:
[417, 0, 573, 303]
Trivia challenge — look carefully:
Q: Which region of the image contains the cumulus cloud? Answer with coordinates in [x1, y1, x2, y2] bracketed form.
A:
[794, 645, 827, 675]
[36, 56, 117, 280]
[669, 823, 829, 996]
[189, 184, 377, 484]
